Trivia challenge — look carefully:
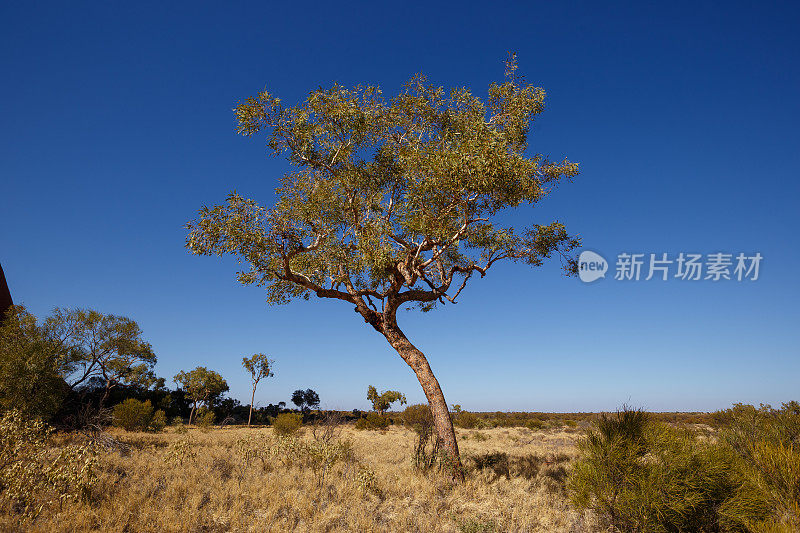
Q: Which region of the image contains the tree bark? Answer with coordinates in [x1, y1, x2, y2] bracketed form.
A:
[382, 322, 464, 481]
[248, 386, 256, 426]
[189, 401, 197, 425]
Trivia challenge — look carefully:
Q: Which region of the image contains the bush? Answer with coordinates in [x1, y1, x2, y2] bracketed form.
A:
[525, 419, 545, 430]
[112, 399, 167, 432]
[0, 410, 97, 516]
[568, 406, 776, 532]
[714, 402, 800, 531]
[454, 410, 480, 429]
[149, 410, 167, 432]
[113, 399, 154, 432]
[355, 412, 389, 431]
[273, 412, 303, 436]
[195, 408, 215, 430]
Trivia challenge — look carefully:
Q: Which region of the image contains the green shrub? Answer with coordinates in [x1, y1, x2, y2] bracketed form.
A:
[113, 399, 154, 432]
[273, 412, 303, 436]
[354, 412, 389, 431]
[568, 407, 773, 532]
[454, 411, 480, 429]
[714, 402, 800, 531]
[112, 399, 167, 432]
[195, 409, 215, 430]
[149, 410, 167, 432]
[525, 419, 545, 430]
[0, 410, 97, 516]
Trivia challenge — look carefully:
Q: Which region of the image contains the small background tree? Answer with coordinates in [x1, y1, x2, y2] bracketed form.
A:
[291, 389, 320, 421]
[242, 353, 274, 426]
[173, 367, 229, 425]
[367, 385, 406, 416]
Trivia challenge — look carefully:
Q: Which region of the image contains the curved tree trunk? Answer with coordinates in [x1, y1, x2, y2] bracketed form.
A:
[382, 322, 463, 481]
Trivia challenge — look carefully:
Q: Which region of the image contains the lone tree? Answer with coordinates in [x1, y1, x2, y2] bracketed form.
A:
[242, 353, 274, 426]
[186, 56, 580, 477]
[291, 388, 320, 419]
[367, 385, 406, 416]
[174, 366, 229, 425]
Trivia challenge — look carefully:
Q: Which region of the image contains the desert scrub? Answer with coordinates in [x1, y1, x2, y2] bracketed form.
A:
[112, 398, 167, 432]
[471, 431, 489, 441]
[273, 412, 303, 436]
[194, 408, 215, 430]
[0, 410, 98, 517]
[453, 410, 480, 429]
[568, 407, 774, 532]
[714, 402, 800, 530]
[354, 411, 390, 431]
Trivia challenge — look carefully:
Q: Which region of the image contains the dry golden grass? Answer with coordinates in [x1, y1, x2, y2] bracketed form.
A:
[2, 424, 597, 532]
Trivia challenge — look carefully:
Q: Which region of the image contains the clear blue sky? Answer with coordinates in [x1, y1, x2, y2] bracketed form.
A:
[2, 2, 798, 412]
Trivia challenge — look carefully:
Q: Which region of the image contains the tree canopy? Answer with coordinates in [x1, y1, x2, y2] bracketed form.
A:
[367, 385, 406, 415]
[174, 367, 229, 407]
[46, 308, 157, 397]
[0, 306, 67, 420]
[187, 58, 579, 322]
[291, 389, 320, 413]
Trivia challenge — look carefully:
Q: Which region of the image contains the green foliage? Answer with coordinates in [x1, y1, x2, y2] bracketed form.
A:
[454, 410, 480, 429]
[174, 366, 228, 424]
[113, 399, 154, 432]
[0, 410, 97, 516]
[45, 307, 157, 393]
[291, 389, 320, 413]
[174, 367, 228, 405]
[525, 419, 545, 430]
[567, 406, 793, 532]
[366, 385, 406, 415]
[149, 409, 167, 432]
[241, 353, 274, 383]
[187, 57, 580, 316]
[273, 412, 303, 436]
[112, 399, 167, 433]
[714, 402, 800, 531]
[0, 306, 67, 421]
[195, 408, 215, 430]
[355, 411, 390, 431]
